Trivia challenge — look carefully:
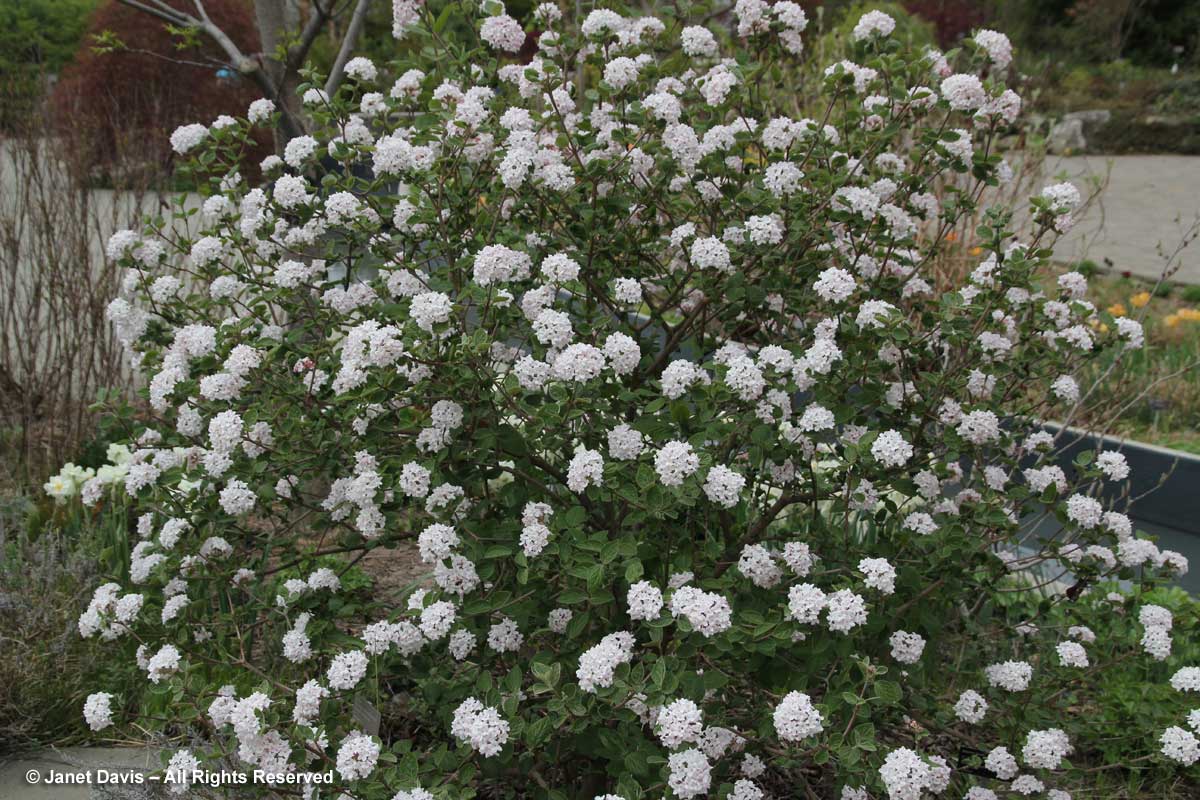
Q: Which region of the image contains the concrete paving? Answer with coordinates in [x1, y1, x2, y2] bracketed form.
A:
[0, 747, 162, 800]
[1047, 155, 1200, 285]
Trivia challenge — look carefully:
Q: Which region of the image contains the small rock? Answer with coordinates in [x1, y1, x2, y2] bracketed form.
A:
[1070, 109, 1113, 126]
[1048, 118, 1086, 154]
[1047, 110, 1113, 154]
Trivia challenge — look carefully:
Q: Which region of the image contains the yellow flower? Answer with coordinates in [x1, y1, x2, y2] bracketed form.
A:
[1178, 308, 1200, 322]
[1165, 313, 1181, 328]
[1106, 303, 1127, 317]
[1130, 291, 1151, 308]
[969, 246, 983, 256]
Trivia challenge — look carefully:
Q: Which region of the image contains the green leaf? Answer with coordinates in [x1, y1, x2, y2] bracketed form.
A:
[636, 463, 657, 490]
[562, 505, 588, 528]
[874, 680, 903, 705]
[531, 661, 561, 689]
[600, 540, 622, 564]
[566, 611, 589, 639]
[836, 744, 862, 766]
[432, 3, 454, 33]
[625, 559, 644, 583]
[651, 658, 666, 688]
[484, 544, 513, 559]
[853, 722, 877, 751]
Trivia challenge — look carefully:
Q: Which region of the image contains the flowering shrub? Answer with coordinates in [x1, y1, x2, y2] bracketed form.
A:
[78, 3, 1200, 798]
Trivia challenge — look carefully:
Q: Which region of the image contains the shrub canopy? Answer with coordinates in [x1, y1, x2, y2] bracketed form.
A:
[75, 3, 1199, 799]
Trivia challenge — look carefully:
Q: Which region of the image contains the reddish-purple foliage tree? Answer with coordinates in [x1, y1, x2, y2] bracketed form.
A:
[51, 0, 271, 182]
[903, 0, 989, 48]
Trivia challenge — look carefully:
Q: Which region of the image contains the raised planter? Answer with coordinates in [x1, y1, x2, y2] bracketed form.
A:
[1044, 422, 1200, 533]
[1044, 422, 1200, 592]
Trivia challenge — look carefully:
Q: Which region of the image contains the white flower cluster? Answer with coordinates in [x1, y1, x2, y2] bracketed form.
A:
[336, 731, 380, 780]
[1023, 728, 1073, 770]
[450, 698, 510, 757]
[773, 691, 823, 741]
[669, 586, 733, 636]
[985, 660, 1033, 692]
[656, 698, 704, 748]
[577, 632, 635, 693]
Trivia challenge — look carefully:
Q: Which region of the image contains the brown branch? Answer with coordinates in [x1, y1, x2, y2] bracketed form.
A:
[713, 493, 800, 577]
[287, 1, 334, 72]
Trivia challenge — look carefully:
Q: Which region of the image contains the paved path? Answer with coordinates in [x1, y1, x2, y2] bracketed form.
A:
[1047, 155, 1200, 284]
[0, 747, 160, 800]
